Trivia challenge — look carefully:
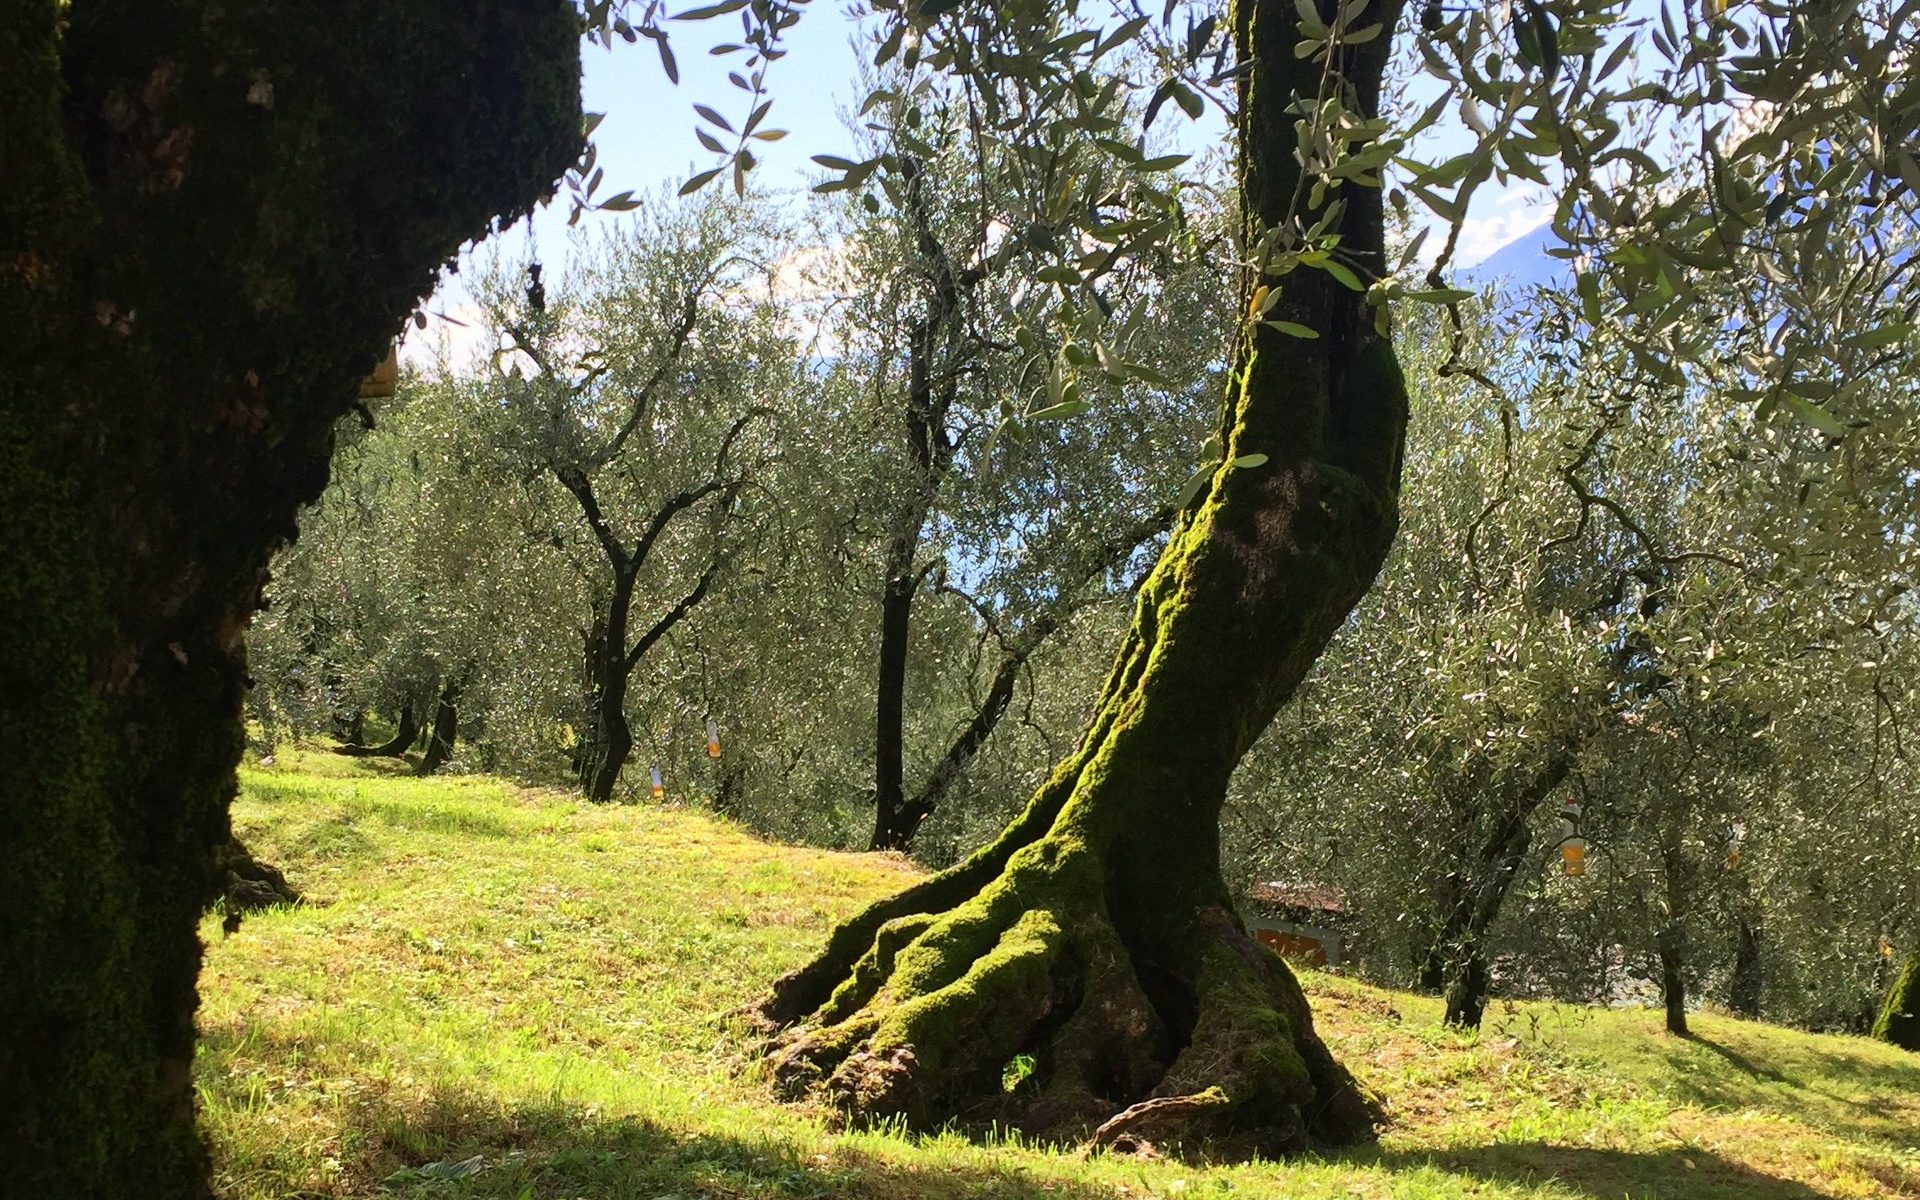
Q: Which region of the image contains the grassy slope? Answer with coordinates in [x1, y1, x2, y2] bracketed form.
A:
[200, 751, 1920, 1199]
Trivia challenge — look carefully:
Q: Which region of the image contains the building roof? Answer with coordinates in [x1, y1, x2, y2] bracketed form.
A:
[1246, 881, 1346, 914]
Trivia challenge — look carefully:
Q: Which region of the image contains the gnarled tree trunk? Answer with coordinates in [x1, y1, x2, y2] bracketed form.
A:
[0, 5, 578, 1195]
[753, 0, 1406, 1151]
[338, 702, 420, 757]
[416, 673, 466, 776]
[1872, 953, 1918, 1051]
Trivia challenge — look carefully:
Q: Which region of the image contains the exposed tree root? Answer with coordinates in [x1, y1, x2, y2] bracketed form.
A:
[214, 837, 302, 934]
[752, 822, 1378, 1154]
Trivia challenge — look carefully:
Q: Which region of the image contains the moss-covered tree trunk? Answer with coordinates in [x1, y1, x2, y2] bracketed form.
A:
[754, 0, 1406, 1150]
[1873, 953, 1919, 1051]
[0, 4, 579, 1195]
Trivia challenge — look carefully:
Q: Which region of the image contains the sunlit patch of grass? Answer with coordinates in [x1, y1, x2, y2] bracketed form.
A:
[201, 753, 1920, 1199]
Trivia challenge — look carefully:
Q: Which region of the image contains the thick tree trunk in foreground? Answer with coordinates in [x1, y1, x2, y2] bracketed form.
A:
[755, 0, 1406, 1150]
[0, 5, 578, 1195]
[1873, 953, 1919, 1051]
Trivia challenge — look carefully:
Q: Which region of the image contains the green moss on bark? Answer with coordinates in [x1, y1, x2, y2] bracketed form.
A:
[1875, 955, 1919, 1052]
[1, 4, 580, 1195]
[754, 0, 1405, 1152]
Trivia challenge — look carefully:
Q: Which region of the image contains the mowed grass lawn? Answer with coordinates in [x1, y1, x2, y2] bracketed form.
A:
[200, 750, 1920, 1199]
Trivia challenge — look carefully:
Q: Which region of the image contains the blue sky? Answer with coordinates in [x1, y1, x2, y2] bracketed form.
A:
[406, 6, 1549, 366]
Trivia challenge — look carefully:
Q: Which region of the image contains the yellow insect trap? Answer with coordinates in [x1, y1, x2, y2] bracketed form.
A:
[1557, 797, 1586, 878]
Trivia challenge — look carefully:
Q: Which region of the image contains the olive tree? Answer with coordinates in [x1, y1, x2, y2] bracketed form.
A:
[0, 3, 578, 1193]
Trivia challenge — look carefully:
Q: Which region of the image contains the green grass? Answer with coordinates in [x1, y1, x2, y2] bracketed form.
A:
[200, 749, 1920, 1199]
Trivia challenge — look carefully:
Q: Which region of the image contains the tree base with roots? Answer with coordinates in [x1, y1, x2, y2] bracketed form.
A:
[749, 0, 1403, 1159]
[749, 796, 1378, 1155]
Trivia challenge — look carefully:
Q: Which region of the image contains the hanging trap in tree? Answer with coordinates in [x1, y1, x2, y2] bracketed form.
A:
[650, 765, 664, 802]
[1561, 837, 1588, 877]
[1557, 797, 1586, 877]
[706, 717, 721, 759]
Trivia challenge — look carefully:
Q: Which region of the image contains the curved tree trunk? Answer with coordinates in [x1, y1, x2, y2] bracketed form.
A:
[338, 702, 420, 757]
[1423, 748, 1578, 1028]
[0, 6, 578, 1195]
[416, 676, 465, 776]
[588, 572, 638, 803]
[754, 0, 1406, 1150]
[1872, 953, 1918, 1051]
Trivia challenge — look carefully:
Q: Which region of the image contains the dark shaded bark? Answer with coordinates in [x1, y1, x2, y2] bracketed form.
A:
[1418, 748, 1578, 1028]
[0, 5, 578, 1195]
[1872, 953, 1919, 1051]
[1658, 921, 1689, 1036]
[583, 555, 722, 803]
[1727, 918, 1763, 1019]
[214, 838, 302, 934]
[755, 0, 1406, 1151]
[573, 614, 610, 784]
[869, 167, 971, 850]
[871, 555, 927, 847]
[880, 516, 1172, 852]
[543, 414, 749, 804]
[416, 675, 465, 776]
[338, 702, 419, 757]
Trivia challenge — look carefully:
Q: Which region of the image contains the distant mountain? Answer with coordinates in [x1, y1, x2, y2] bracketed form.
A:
[1461, 225, 1568, 292]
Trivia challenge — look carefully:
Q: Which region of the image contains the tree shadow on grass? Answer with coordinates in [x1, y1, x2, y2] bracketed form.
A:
[295, 1088, 1124, 1200]
[1356, 1142, 1835, 1200]
[1653, 1029, 1920, 1151]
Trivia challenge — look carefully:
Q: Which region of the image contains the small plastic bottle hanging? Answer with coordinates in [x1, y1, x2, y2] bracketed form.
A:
[706, 716, 721, 760]
[1558, 797, 1587, 878]
[1724, 823, 1745, 870]
[649, 764, 665, 802]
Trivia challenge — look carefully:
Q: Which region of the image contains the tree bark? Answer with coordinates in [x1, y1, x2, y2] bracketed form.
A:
[338, 702, 420, 757]
[416, 675, 465, 776]
[588, 571, 639, 803]
[1727, 917, 1763, 1019]
[1421, 748, 1578, 1028]
[887, 645, 1028, 843]
[1658, 921, 1690, 1037]
[754, 0, 1406, 1150]
[0, 5, 579, 1195]
[871, 554, 924, 847]
[868, 156, 970, 852]
[1872, 953, 1919, 1051]
[214, 837, 302, 935]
